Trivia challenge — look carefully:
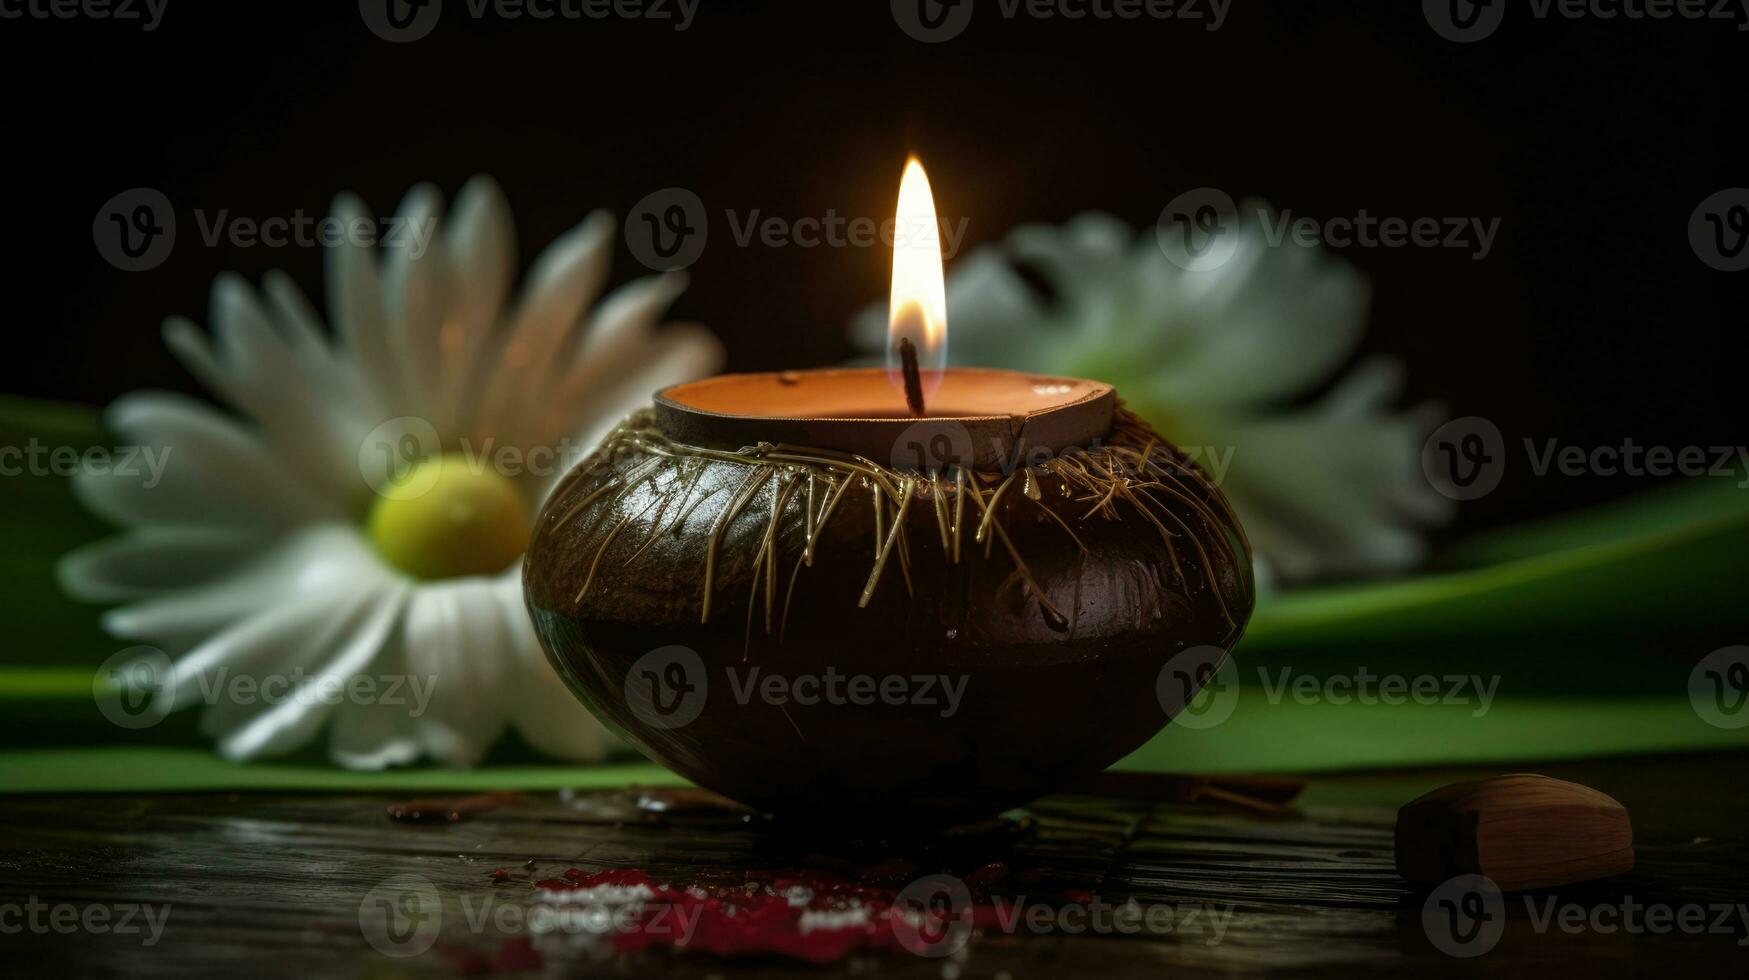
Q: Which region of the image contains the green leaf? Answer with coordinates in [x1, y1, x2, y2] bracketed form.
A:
[1241, 477, 1749, 656]
[0, 396, 119, 669]
[1119, 690, 1745, 775]
[0, 748, 684, 794]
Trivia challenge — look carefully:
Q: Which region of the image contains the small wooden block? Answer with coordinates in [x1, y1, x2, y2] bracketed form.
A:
[1395, 773, 1634, 891]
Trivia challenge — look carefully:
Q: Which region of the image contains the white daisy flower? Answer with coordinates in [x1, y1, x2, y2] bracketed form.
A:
[852, 208, 1450, 585]
[60, 177, 723, 768]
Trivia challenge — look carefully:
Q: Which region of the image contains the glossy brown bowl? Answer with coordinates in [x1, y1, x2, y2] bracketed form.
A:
[524, 374, 1254, 828]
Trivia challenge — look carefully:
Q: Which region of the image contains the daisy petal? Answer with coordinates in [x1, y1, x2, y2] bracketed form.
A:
[328, 192, 410, 421]
[473, 211, 614, 446]
[380, 183, 449, 428]
[439, 175, 517, 417]
[215, 587, 408, 761]
[58, 526, 261, 603]
[572, 272, 690, 373]
[102, 526, 386, 650]
[74, 391, 332, 529]
[543, 323, 722, 476]
[1217, 406, 1444, 579]
[185, 586, 378, 726]
[259, 269, 337, 370]
[403, 580, 513, 766]
[1152, 211, 1371, 408]
[208, 276, 366, 504]
[327, 634, 424, 771]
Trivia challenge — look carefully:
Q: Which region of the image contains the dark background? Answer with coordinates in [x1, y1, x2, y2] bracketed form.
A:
[3, 0, 1743, 539]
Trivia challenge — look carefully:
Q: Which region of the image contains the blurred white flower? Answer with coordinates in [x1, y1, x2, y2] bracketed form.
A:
[852, 208, 1449, 585]
[61, 177, 722, 767]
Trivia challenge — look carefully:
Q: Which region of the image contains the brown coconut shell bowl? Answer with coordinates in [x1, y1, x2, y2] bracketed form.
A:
[524, 369, 1255, 828]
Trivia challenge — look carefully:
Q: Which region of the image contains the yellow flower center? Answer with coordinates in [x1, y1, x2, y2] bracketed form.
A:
[366, 453, 531, 580]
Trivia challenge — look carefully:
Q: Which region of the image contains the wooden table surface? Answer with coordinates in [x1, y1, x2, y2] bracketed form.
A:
[3, 754, 1746, 978]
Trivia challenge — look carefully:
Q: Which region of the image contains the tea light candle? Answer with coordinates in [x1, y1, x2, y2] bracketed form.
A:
[524, 159, 1256, 827]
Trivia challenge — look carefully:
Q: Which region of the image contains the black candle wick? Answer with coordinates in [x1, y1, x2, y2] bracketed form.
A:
[897, 338, 926, 417]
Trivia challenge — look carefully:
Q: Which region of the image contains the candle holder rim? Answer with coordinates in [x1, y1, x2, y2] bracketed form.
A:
[652, 367, 1117, 468]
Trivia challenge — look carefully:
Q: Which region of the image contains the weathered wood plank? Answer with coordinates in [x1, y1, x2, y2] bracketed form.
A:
[1, 756, 1745, 977]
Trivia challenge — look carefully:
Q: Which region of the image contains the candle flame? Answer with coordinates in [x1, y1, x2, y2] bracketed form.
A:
[888, 157, 947, 399]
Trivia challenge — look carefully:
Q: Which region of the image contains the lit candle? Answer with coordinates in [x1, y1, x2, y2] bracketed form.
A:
[889, 156, 947, 415]
[525, 159, 1256, 828]
[654, 159, 1115, 470]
